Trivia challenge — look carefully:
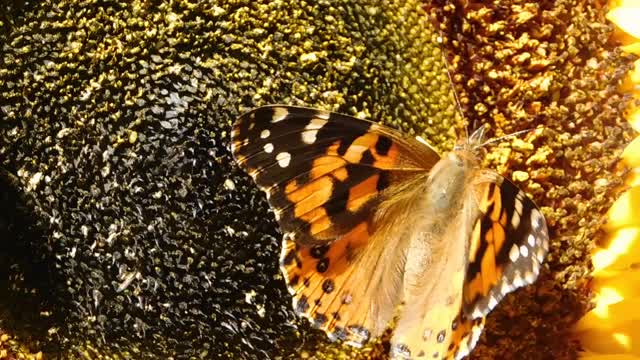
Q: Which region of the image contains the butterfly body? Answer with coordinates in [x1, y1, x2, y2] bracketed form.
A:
[231, 105, 549, 360]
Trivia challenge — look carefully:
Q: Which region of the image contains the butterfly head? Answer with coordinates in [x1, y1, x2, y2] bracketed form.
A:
[456, 125, 537, 155]
[453, 125, 488, 161]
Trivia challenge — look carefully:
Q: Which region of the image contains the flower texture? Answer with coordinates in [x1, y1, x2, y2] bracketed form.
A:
[0, 0, 637, 359]
[574, 1, 640, 359]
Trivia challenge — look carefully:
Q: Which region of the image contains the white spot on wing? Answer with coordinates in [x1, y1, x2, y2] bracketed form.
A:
[524, 270, 536, 283]
[314, 110, 330, 120]
[263, 143, 274, 153]
[472, 308, 483, 318]
[531, 210, 543, 229]
[520, 245, 529, 257]
[272, 107, 289, 122]
[462, 324, 484, 358]
[514, 197, 524, 215]
[509, 245, 520, 262]
[276, 152, 291, 167]
[514, 191, 525, 215]
[260, 129, 270, 139]
[511, 211, 521, 229]
[456, 348, 470, 360]
[528, 234, 536, 247]
[501, 281, 512, 294]
[342, 294, 352, 304]
[301, 117, 328, 144]
[512, 270, 524, 287]
[488, 296, 498, 309]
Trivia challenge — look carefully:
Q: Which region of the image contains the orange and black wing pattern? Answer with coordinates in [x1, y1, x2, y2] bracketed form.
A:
[231, 105, 439, 246]
[462, 175, 549, 320]
[231, 105, 439, 345]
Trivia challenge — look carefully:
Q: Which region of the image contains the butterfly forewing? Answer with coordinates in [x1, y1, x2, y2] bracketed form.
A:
[462, 173, 549, 319]
[231, 105, 440, 245]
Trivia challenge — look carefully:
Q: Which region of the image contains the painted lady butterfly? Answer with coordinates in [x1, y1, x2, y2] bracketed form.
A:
[231, 105, 549, 359]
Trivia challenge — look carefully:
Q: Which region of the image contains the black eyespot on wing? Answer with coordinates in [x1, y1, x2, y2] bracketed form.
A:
[310, 244, 330, 259]
[322, 279, 335, 294]
[375, 135, 393, 156]
[316, 258, 329, 273]
[464, 175, 549, 319]
[296, 295, 309, 313]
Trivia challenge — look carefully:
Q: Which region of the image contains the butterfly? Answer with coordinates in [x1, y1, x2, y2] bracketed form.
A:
[230, 105, 549, 360]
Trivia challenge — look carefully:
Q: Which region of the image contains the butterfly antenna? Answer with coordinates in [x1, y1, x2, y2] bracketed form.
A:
[437, 35, 468, 140]
[478, 128, 536, 148]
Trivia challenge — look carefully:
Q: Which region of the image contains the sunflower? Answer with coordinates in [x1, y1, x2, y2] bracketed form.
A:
[573, 1, 640, 359]
[0, 0, 638, 359]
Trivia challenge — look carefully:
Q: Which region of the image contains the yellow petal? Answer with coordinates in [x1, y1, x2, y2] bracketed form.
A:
[575, 298, 640, 354]
[630, 107, 640, 133]
[593, 228, 640, 273]
[593, 271, 640, 304]
[580, 354, 640, 360]
[622, 138, 640, 170]
[607, 6, 640, 39]
[603, 187, 640, 231]
[622, 42, 640, 55]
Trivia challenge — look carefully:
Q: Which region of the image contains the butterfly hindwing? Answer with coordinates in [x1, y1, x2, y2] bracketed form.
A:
[390, 268, 486, 360]
[463, 172, 549, 319]
[280, 219, 408, 346]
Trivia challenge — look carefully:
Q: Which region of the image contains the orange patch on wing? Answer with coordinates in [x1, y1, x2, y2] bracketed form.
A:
[478, 185, 495, 213]
[346, 175, 380, 212]
[490, 194, 502, 222]
[325, 135, 400, 169]
[316, 221, 371, 328]
[287, 176, 333, 206]
[285, 221, 372, 333]
[499, 210, 508, 227]
[480, 245, 498, 294]
[287, 176, 334, 236]
[491, 223, 506, 253]
[310, 156, 347, 181]
[296, 206, 332, 236]
[285, 179, 299, 194]
[333, 167, 349, 182]
[468, 220, 482, 263]
[325, 139, 366, 164]
[464, 273, 484, 304]
[485, 227, 494, 244]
